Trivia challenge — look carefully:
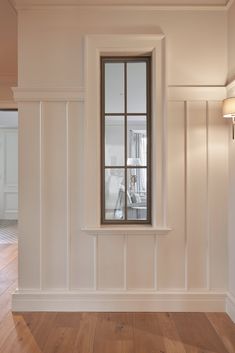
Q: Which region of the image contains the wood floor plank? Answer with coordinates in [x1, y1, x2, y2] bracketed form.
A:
[73, 312, 98, 353]
[93, 313, 134, 353]
[172, 312, 229, 353]
[43, 327, 78, 353]
[133, 312, 166, 353]
[207, 313, 235, 353]
[0, 315, 42, 353]
[20, 312, 58, 351]
[157, 312, 187, 353]
[0, 258, 17, 295]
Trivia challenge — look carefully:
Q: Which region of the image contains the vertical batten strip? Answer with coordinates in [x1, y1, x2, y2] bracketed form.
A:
[39, 101, 43, 290]
[94, 235, 98, 290]
[206, 101, 211, 291]
[154, 235, 158, 290]
[124, 234, 127, 290]
[66, 101, 70, 290]
[184, 100, 188, 291]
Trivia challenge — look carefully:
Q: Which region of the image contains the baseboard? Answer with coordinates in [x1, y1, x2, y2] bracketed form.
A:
[226, 292, 235, 323]
[12, 290, 226, 312]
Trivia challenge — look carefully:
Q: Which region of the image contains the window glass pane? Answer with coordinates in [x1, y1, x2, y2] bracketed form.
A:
[127, 116, 147, 166]
[127, 168, 147, 220]
[105, 116, 124, 166]
[127, 62, 146, 113]
[105, 63, 124, 113]
[105, 168, 125, 220]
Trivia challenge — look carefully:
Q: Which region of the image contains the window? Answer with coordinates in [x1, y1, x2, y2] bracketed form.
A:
[101, 57, 151, 224]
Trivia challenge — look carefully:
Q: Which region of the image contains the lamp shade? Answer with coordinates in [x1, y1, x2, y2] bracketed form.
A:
[223, 97, 235, 118]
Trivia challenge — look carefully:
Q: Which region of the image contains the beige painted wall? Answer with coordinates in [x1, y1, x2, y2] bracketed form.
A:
[0, 0, 17, 104]
[18, 8, 227, 87]
[228, 0, 235, 82]
[228, 1, 235, 311]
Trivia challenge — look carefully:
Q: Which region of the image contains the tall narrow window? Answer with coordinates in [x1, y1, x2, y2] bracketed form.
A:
[101, 57, 151, 224]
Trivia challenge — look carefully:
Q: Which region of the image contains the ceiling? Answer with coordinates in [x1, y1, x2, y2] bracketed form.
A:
[10, 0, 230, 7]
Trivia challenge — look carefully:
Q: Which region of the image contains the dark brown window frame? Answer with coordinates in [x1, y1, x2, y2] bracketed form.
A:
[101, 56, 152, 225]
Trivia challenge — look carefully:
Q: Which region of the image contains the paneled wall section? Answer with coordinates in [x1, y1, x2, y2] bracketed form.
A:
[18, 97, 228, 293]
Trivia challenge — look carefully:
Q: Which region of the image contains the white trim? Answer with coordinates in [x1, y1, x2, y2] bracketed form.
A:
[82, 227, 171, 236]
[226, 292, 235, 323]
[12, 87, 84, 102]
[226, 79, 235, 97]
[11, 1, 230, 11]
[12, 85, 228, 104]
[12, 289, 226, 312]
[84, 34, 167, 229]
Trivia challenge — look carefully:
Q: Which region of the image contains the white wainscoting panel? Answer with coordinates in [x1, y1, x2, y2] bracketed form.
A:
[187, 101, 208, 290]
[18, 102, 41, 289]
[42, 102, 68, 289]
[127, 235, 155, 289]
[208, 101, 228, 290]
[98, 235, 125, 289]
[158, 101, 186, 290]
[13, 89, 229, 311]
[68, 102, 95, 290]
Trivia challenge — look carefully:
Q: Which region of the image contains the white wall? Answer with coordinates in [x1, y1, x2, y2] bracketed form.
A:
[13, 4, 229, 311]
[227, 0, 235, 321]
[228, 0, 235, 83]
[0, 0, 17, 107]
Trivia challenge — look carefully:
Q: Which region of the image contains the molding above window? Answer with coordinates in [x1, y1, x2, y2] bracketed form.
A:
[83, 33, 168, 232]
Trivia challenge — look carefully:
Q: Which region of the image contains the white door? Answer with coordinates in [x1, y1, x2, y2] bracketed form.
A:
[0, 128, 18, 220]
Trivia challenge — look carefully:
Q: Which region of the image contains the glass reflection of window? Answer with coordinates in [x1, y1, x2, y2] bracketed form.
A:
[101, 57, 151, 224]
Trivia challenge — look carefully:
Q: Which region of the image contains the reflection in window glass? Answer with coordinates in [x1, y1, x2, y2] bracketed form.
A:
[105, 116, 124, 166]
[105, 63, 124, 113]
[105, 169, 125, 220]
[127, 168, 147, 220]
[127, 62, 146, 113]
[127, 116, 147, 166]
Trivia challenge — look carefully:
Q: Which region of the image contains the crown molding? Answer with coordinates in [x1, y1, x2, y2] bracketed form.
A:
[10, 0, 231, 11]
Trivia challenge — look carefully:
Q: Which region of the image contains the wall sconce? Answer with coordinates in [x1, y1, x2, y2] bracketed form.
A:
[223, 97, 235, 140]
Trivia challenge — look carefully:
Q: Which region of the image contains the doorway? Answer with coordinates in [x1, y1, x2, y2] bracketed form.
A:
[0, 109, 18, 245]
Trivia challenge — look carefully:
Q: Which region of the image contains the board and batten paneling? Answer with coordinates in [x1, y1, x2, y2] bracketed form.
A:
[17, 97, 228, 294]
[158, 101, 186, 290]
[42, 102, 68, 290]
[18, 102, 41, 289]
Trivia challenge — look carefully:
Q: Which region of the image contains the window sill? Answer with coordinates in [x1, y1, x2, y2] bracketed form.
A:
[81, 226, 172, 236]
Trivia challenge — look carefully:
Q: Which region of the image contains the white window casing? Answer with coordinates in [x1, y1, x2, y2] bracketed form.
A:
[82, 34, 171, 236]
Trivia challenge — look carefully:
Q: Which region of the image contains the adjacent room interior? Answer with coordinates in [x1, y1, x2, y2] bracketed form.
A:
[0, 0, 235, 352]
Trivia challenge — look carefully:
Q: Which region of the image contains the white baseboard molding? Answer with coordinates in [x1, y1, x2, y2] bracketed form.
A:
[12, 290, 226, 312]
[226, 292, 235, 323]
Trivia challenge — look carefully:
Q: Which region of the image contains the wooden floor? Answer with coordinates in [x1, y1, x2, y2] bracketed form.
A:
[1, 244, 235, 353]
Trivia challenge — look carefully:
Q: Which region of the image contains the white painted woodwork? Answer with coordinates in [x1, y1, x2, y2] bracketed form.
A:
[98, 235, 125, 289]
[12, 4, 230, 311]
[41, 102, 68, 289]
[158, 101, 186, 290]
[208, 101, 228, 290]
[0, 128, 18, 220]
[14, 92, 229, 308]
[187, 101, 208, 290]
[18, 102, 41, 289]
[127, 235, 155, 289]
